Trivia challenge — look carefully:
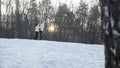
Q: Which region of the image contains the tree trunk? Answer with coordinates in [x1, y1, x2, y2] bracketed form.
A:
[100, 0, 120, 68]
[15, 0, 20, 38]
[0, 0, 1, 27]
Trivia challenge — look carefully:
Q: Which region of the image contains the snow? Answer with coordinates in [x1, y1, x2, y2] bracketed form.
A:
[0, 38, 105, 68]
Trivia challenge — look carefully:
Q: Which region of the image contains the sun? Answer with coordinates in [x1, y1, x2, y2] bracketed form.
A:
[48, 25, 55, 32]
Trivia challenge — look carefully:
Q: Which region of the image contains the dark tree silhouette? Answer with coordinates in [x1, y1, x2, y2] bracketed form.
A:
[87, 5, 101, 44]
[100, 0, 120, 68]
[75, 1, 88, 43]
[0, 0, 1, 27]
[55, 4, 76, 42]
[15, 0, 20, 38]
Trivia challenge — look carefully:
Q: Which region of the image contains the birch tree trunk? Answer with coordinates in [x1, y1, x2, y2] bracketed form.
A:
[100, 0, 120, 68]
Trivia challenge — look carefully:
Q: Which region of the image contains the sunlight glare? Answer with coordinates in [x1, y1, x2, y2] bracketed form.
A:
[48, 25, 55, 32]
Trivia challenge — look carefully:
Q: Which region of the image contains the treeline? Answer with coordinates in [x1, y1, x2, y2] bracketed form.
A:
[0, 0, 101, 44]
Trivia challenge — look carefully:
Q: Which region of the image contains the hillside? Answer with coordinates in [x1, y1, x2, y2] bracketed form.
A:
[0, 38, 104, 68]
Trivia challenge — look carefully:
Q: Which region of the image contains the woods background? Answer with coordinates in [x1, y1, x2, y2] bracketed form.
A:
[0, 0, 101, 44]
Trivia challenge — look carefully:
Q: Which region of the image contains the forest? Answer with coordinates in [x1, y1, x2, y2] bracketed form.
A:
[0, 0, 101, 44]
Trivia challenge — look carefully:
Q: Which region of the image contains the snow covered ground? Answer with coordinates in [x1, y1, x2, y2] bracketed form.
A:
[0, 38, 104, 68]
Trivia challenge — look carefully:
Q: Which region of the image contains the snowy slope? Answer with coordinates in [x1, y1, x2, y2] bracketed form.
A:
[0, 38, 104, 68]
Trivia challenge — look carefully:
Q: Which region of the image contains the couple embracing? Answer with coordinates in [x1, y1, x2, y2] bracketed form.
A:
[34, 20, 45, 40]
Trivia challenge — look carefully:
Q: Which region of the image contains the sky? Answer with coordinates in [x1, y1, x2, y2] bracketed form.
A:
[1, 0, 99, 14]
[51, 0, 98, 7]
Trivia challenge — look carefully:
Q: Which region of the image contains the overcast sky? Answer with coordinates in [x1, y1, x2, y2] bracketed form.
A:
[51, 0, 98, 7]
[1, 0, 98, 14]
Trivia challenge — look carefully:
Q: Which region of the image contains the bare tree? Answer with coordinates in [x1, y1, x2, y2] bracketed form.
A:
[15, 0, 20, 38]
[100, 0, 120, 68]
[0, 0, 1, 26]
[75, 1, 88, 43]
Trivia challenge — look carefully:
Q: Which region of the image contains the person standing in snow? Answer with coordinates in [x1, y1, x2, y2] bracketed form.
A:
[39, 20, 45, 40]
[34, 20, 40, 40]
[34, 20, 45, 40]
